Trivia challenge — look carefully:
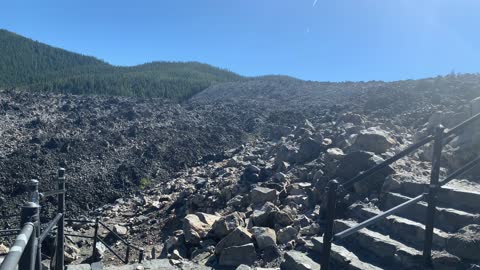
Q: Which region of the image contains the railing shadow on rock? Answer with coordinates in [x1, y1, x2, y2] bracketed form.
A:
[320, 111, 480, 270]
[0, 168, 144, 270]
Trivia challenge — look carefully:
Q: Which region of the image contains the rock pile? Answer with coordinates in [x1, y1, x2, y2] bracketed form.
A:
[4, 75, 480, 269]
[81, 115, 405, 269]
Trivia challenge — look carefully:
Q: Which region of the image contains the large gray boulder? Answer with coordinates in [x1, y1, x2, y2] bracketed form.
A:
[324, 147, 345, 176]
[335, 151, 394, 196]
[251, 227, 277, 250]
[215, 227, 253, 255]
[250, 202, 294, 228]
[250, 187, 278, 206]
[218, 243, 256, 267]
[296, 137, 323, 163]
[277, 226, 298, 244]
[251, 202, 278, 227]
[113, 225, 128, 236]
[241, 165, 262, 183]
[183, 213, 219, 244]
[352, 127, 396, 154]
[211, 212, 245, 239]
[275, 144, 298, 165]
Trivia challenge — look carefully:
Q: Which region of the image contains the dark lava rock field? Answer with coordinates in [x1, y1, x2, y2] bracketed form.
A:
[0, 90, 257, 224]
[2, 75, 480, 221]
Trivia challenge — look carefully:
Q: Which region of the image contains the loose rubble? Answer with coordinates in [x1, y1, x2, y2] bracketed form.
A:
[3, 75, 480, 269]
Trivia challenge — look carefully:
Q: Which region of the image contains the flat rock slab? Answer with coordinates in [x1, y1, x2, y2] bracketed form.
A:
[383, 192, 480, 232]
[349, 203, 450, 249]
[218, 243, 256, 267]
[385, 176, 480, 213]
[312, 237, 382, 270]
[335, 219, 422, 267]
[280, 251, 320, 270]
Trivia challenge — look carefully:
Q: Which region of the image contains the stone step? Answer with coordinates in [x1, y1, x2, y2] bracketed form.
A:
[280, 251, 320, 270]
[382, 192, 480, 232]
[333, 219, 462, 270]
[311, 237, 383, 270]
[333, 219, 423, 269]
[348, 203, 450, 249]
[385, 178, 480, 214]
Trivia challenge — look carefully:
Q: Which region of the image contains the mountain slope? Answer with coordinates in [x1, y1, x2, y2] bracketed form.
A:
[0, 29, 243, 98]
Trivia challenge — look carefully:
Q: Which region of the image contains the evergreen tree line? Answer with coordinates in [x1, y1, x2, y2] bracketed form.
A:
[0, 29, 243, 99]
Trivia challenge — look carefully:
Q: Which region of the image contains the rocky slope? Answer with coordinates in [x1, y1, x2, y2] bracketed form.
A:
[0, 90, 261, 227]
[2, 74, 480, 269]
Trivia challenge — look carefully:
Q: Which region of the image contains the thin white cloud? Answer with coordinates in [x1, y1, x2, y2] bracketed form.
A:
[313, 0, 318, 7]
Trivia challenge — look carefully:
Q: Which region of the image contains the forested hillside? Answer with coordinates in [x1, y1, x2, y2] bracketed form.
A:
[0, 29, 243, 98]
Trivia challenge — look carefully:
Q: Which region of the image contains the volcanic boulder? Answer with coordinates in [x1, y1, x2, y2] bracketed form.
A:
[211, 212, 245, 239]
[296, 137, 323, 163]
[251, 226, 277, 250]
[335, 151, 394, 196]
[218, 243, 256, 267]
[183, 213, 220, 244]
[352, 127, 396, 154]
[250, 187, 278, 206]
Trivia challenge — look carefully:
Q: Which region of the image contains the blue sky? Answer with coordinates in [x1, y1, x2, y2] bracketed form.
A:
[1, 0, 480, 82]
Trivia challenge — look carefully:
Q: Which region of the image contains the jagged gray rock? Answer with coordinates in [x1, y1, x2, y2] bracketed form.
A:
[280, 251, 320, 270]
[250, 187, 278, 206]
[183, 213, 217, 244]
[218, 243, 256, 267]
[211, 212, 245, 239]
[215, 227, 253, 255]
[251, 227, 277, 250]
[352, 127, 396, 154]
[276, 226, 298, 244]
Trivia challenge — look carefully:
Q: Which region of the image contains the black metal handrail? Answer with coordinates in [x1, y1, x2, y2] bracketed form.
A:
[64, 218, 144, 264]
[39, 213, 63, 243]
[0, 168, 145, 270]
[440, 155, 480, 186]
[334, 193, 427, 240]
[0, 168, 66, 270]
[320, 109, 480, 270]
[0, 222, 34, 270]
[444, 110, 480, 136]
[340, 134, 434, 193]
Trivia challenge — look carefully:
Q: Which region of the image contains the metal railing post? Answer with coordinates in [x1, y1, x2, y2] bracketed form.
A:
[92, 218, 99, 261]
[125, 245, 131, 264]
[139, 248, 144, 263]
[29, 179, 41, 270]
[423, 125, 444, 268]
[19, 180, 40, 270]
[36, 231, 42, 270]
[55, 168, 66, 270]
[320, 179, 339, 270]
